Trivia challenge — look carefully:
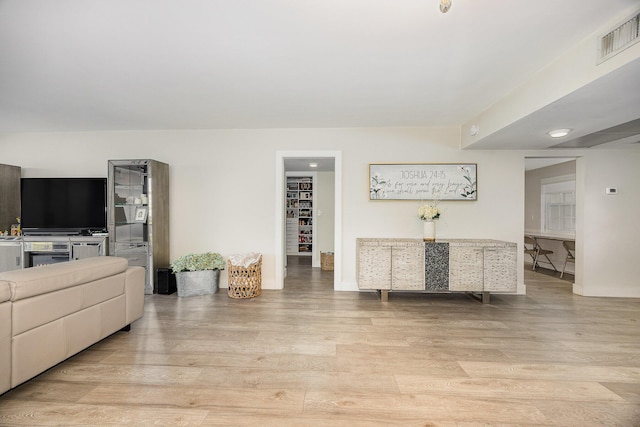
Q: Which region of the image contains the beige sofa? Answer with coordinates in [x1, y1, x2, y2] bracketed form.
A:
[0, 256, 145, 394]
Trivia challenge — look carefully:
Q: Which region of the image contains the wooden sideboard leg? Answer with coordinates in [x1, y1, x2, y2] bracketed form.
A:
[467, 291, 491, 304]
[482, 292, 490, 304]
[376, 290, 389, 302]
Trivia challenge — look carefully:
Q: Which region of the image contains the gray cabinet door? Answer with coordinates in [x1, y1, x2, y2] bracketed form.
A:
[70, 243, 100, 261]
[424, 242, 449, 291]
[391, 245, 425, 290]
[357, 245, 392, 290]
[449, 245, 484, 291]
[0, 243, 22, 273]
[114, 242, 150, 293]
[483, 246, 517, 292]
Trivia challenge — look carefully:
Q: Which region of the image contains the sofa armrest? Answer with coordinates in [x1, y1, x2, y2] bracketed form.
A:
[124, 266, 145, 325]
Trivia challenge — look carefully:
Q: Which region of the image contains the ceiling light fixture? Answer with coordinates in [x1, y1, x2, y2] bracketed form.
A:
[309, 162, 318, 168]
[548, 128, 572, 138]
[439, 0, 452, 13]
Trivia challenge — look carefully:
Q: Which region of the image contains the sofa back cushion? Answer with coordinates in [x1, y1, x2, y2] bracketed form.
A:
[12, 274, 126, 336]
[0, 256, 128, 302]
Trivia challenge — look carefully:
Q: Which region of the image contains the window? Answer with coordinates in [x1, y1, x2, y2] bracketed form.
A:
[541, 175, 575, 232]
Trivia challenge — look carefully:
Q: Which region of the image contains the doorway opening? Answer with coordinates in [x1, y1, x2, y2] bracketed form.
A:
[275, 151, 342, 290]
[524, 156, 579, 293]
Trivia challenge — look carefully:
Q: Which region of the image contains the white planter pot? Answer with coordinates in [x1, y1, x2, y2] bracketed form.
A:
[176, 270, 220, 297]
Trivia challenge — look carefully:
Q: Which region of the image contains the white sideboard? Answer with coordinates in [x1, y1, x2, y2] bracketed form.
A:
[356, 238, 517, 303]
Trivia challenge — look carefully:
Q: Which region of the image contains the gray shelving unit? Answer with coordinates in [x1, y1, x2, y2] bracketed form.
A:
[108, 159, 169, 294]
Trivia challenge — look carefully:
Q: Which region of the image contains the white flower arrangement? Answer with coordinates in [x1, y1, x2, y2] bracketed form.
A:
[418, 201, 441, 221]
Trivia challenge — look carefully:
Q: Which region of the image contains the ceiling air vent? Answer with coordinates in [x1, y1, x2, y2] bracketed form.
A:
[598, 10, 640, 64]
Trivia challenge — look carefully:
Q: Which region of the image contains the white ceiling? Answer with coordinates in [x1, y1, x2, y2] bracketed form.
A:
[1, 0, 639, 150]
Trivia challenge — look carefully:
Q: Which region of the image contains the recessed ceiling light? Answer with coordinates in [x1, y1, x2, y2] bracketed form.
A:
[548, 128, 571, 138]
[309, 162, 318, 168]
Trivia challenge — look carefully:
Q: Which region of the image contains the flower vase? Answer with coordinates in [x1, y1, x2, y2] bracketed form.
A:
[423, 220, 436, 242]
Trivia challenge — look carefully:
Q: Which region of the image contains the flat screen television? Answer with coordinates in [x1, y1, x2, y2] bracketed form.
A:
[20, 178, 107, 235]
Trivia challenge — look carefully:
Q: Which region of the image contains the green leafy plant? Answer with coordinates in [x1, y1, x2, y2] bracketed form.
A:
[171, 252, 225, 273]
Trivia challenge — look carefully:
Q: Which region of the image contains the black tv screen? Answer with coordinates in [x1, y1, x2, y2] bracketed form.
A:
[21, 178, 107, 234]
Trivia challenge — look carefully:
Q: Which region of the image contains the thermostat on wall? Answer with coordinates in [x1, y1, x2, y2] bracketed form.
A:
[605, 188, 617, 195]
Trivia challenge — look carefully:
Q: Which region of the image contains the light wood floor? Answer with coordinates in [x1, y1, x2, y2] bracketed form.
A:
[1, 257, 639, 426]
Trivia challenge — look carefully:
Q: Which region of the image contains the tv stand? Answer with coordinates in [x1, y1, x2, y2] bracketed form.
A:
[0, 235, 107, 272]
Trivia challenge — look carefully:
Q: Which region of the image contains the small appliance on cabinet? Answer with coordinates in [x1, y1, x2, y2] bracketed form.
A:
[108, 159, 169, 294]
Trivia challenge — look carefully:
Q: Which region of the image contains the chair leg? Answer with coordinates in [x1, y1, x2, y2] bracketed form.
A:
[542, 254, 557, 272]
[560, 259, 567, 278]
[527, 253, 536, 270]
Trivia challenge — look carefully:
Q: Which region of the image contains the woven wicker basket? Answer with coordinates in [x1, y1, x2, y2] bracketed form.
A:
[227, 256, 262, 299]
[321, 252, 334, 271]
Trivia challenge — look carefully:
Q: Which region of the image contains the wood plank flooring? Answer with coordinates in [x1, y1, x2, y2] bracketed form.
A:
[1, 257, 639, 426]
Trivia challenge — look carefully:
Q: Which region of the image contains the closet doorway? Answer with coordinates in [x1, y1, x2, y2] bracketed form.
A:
[275, 151, 342, 290]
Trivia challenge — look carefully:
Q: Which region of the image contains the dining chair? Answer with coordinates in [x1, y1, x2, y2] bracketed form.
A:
[524, 235, 557, 272]
[524, 236, 539, 270]
[560, 240, 575, 278]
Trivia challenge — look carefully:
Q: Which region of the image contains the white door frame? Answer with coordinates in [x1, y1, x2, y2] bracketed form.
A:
[275, 151, 342, 290]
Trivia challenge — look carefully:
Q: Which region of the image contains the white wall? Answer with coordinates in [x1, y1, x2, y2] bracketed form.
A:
[579, 150, 640, 297]
[316, 171, 335, 257]
[2, 128, 638, 297]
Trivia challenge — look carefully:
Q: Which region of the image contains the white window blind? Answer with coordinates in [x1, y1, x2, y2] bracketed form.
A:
[541, 175, 575, 232]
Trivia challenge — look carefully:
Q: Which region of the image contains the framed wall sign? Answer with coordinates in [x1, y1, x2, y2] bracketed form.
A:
[369, 163, 477, 200]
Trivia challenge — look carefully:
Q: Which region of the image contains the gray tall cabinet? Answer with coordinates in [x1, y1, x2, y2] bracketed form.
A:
[0, 164, 22, 273]
[0, 164, 21, 233]
[108, 159, 169, 294]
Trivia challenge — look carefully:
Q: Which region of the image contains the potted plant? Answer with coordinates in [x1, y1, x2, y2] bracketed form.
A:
[170, 252, 225, 297]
